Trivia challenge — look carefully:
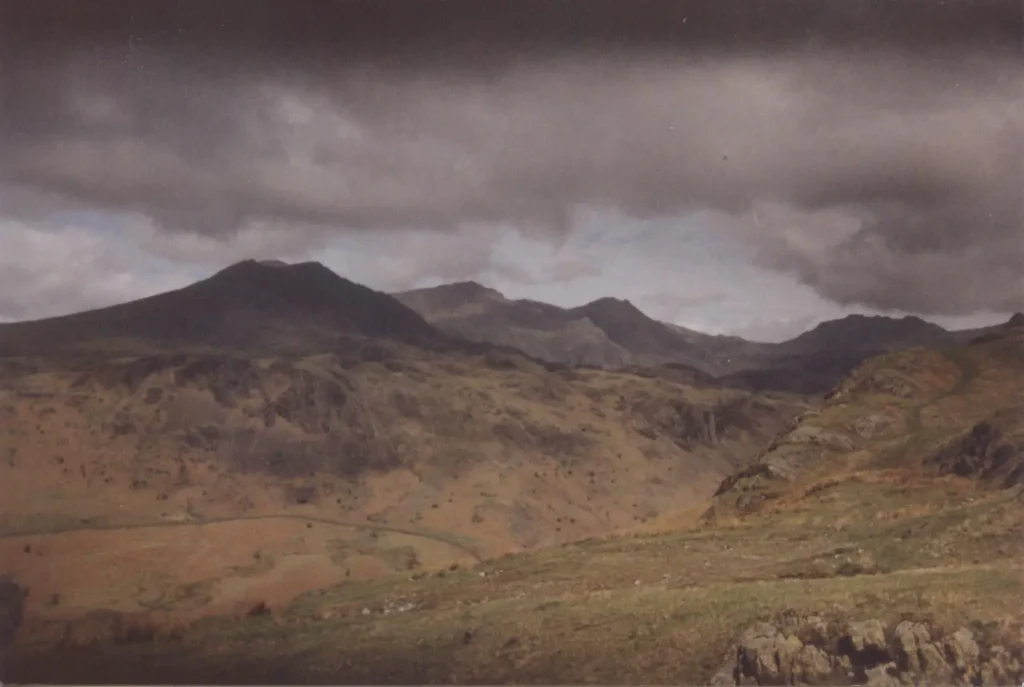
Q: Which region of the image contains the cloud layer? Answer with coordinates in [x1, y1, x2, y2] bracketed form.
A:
[1, 0, 1021, 317]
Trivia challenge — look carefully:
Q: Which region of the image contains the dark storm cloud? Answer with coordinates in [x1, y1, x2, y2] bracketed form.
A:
[0, 0, 1021, 315]
[3, 0, 1018, 59]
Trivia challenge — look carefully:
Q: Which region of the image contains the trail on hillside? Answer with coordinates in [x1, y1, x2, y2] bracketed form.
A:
[0, 513, 485, 562]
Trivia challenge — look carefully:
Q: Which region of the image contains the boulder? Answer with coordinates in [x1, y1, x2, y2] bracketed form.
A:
[943, 628, 981, 681]
[918, 642, 953, 681]
[792, 645, 834, 685]
[892, 620, 931, 673]
[735, 622, 806, 685]
[846, 619, 888, 655]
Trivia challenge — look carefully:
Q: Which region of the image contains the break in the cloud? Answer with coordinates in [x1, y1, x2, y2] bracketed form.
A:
[0, 0, 1021, 327]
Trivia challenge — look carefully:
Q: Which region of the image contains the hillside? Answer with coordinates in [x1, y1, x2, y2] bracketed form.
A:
[6, 327, 1023, 684]
[0, 264, 808, 672]
[706, 319, 1024, 522]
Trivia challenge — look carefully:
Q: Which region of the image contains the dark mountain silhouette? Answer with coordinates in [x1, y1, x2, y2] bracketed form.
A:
[397, 281, 1013, 394]
[0, 260, 451, 356]
[566, 297, 717, 369]
[395, 284, 764, 372]
[775, 314, 955, 355]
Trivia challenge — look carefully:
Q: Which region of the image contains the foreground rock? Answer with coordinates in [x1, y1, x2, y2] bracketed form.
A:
[709, 611, 1024, 686]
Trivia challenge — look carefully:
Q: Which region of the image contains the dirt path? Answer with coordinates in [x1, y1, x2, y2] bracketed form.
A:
[0, 513, 485, 562]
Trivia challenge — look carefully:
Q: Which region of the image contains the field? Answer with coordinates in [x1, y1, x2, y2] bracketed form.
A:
[9, 476, 1023, 683]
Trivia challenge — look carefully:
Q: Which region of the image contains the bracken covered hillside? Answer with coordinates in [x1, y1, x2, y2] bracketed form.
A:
[5, 323, 1022, 684]
[0, 263, 807, 659]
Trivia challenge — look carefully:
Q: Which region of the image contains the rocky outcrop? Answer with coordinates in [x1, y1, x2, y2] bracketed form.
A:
[709, 612, 1024, 686]
[927, 417, 1024, 488]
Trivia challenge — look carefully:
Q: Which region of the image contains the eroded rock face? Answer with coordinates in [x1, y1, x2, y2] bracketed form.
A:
[927, 418, 1024, 488]
[716, 612, 1024, 686]
[892, 620, 931, 673]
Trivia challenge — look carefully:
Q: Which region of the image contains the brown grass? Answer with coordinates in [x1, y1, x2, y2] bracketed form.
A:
[9, 480, 1023, 683]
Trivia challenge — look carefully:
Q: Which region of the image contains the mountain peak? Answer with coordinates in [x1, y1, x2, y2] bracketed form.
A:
[581, 296, 640, 314]
[0, 260, 447, 355]
[1006, 312, 1024, 328]
[783, 312, 952, 354]
[446, 281, 505, 299]
[392, 281, 507, 314]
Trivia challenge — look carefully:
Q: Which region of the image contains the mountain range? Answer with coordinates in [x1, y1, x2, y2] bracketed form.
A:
[395, 281, 1014, 393]
[2, 259, 1022, 684]
[0, 259, 807, 659]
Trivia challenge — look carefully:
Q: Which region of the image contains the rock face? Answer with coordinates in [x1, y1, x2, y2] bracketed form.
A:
[927, 417, 1024, 488]
[714, 612, 1024, 686]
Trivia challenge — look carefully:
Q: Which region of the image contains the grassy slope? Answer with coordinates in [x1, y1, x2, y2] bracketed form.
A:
[6, 330, 1024, 684]
[10, 482, 1022, 683]
[0, 342, 804, 640]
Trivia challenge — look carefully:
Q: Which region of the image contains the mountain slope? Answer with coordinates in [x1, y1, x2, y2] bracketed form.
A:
[9, 328, 1023, 685]
[0, 260, 451, 356]
[567, 297, 729, 370]
[394, 283, 636, 368]
[0, 265, 809, 652]
[396, 284, 772, 374]
[5, 269, 1022, 685]
[706, 319, 1024, 521]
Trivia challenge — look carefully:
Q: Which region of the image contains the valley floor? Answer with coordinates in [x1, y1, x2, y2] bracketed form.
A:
[8, 477, 1023, 684]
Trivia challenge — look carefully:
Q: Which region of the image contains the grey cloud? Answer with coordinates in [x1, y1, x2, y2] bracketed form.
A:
[642, 292, 728, 323]
[732, 315, 822, 344]
[546, 260, 603, 284]
[0, 1, 1021, 316]
[4, 1, 1017, 60]
[0, 218, 198, 321]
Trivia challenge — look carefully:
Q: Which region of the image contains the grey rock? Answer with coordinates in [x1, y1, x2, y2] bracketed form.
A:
[847, 619, 888, 654]
[893, 620, 931, 673]
[918, 642, 953, 680]
[793, 644, 834, 685]
[736, 622, 805, 685]
[775, 634, 805, 684]
[942, 630, 983, 675]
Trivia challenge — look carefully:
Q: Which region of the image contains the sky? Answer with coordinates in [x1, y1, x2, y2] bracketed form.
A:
[1, 0, 1021, 341]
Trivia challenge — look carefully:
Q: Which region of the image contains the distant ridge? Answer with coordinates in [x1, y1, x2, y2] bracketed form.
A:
[0, 260, 450, 355]
[397, 281, 1013, 394]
